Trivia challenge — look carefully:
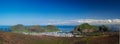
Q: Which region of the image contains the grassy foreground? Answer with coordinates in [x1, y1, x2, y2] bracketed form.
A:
[0, 32, 119, 44]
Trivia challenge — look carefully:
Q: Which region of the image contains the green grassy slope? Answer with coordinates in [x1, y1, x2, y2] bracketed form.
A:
[0, 32, 118, 44]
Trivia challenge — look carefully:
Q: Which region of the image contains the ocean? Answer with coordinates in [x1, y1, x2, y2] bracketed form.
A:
[56, 25, 76, 32]
[0, 25, 76, 32]
[0, 25, 119, 32]
[0, 26, 11, 32]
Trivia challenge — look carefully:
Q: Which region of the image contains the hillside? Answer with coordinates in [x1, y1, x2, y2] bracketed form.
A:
[0, 32, 119, 44]
[11, 24, 60, 32]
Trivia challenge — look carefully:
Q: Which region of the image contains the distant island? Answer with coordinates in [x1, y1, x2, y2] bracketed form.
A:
[0, 23, 118, 37]
[11, 24, 60, 33]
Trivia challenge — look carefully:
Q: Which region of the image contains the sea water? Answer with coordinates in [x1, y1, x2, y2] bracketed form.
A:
[0, 25, 75, 32]
[0, 25, 119, 32]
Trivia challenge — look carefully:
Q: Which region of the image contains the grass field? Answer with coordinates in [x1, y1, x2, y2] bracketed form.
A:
[0, 32, 119, 44]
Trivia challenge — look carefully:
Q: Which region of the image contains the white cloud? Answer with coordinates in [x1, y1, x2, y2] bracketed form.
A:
[46, 19, 120, 25]
[1, 19, 120, 25]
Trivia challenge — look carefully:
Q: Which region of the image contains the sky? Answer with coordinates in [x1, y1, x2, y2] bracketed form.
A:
[0, 0, 120, 25]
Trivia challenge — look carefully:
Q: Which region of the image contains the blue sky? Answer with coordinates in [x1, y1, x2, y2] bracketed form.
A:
[0, 0, 120, 25]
